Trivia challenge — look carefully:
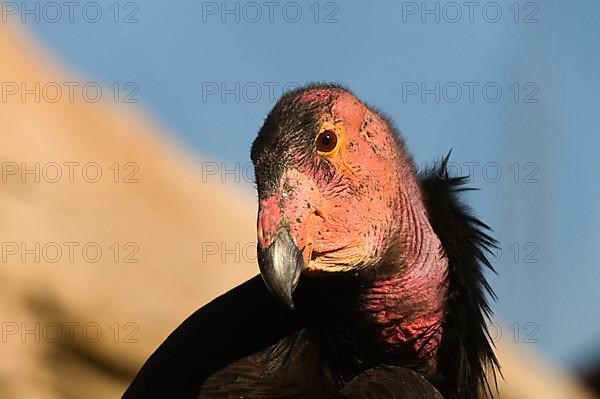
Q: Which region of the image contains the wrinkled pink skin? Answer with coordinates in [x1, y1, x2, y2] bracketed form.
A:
[257, 88, 448, 369]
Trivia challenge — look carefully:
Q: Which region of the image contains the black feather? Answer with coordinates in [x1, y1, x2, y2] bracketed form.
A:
[419, 152, 501, 398]
[341, 367, 443, 399]
[122, 276, 305, 399]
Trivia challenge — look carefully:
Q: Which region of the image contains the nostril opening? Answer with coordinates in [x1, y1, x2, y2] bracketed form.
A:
[313, 208, 325, 220]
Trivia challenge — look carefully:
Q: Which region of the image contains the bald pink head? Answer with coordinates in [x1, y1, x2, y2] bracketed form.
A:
[253, 85, 414, 274]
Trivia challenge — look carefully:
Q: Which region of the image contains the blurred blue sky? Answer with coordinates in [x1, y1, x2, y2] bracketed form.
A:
[16, 0, 599, 369]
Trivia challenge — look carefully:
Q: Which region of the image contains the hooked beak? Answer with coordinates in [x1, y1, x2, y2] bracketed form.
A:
[257, 228, 304, 309]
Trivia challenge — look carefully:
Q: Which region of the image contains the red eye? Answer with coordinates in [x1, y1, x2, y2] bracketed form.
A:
[316, 130, 338, 153]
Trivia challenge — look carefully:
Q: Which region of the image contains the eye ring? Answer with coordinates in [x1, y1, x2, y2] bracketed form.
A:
[316, 130, 338, 154]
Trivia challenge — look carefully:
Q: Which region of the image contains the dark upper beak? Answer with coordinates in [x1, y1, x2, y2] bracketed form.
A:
[257, 228, 304, 309]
